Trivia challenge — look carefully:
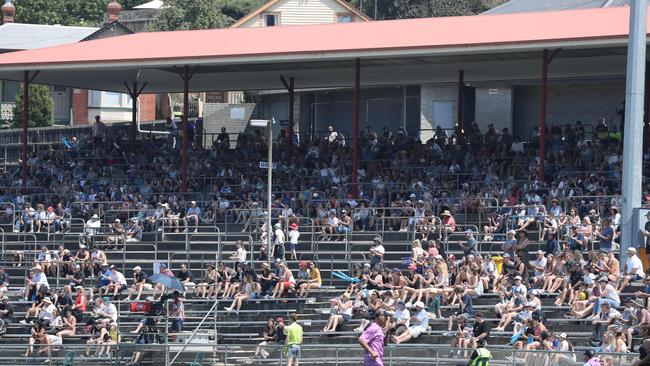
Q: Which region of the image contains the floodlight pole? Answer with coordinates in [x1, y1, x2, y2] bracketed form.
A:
[621, 0, 647, 255]
[176, 65, 196, 193]
[21, 70, 38, 193]
[539, 48, 560, 182]
[351, 58, 361, 198]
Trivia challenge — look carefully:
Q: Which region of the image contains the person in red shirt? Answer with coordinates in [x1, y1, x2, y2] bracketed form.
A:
[73, 285, 87, 314]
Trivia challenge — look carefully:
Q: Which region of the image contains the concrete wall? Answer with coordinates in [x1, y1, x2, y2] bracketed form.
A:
[513, 80, 625, 141]
[203, 103, 256, 146]
[474, 83, 513, 133]
[420, 83, 458, 142]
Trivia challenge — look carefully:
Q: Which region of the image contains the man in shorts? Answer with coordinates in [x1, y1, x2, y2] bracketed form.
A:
[284, 312, 303, 366]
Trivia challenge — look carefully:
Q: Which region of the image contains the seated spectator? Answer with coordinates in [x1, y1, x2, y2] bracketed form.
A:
[224, 274, 258, 314]
[125, 218, 143, 243]
[102, 265, 127, 298]
[391, 301, 428, 344]
[0, 266, 9, 299]
[152, 264, 174, 301]
[125, 266, 148, 301]
[618, 247, 645, 292]
[186, 201, 201, 232]
[298, 261, 322, 298]
[322, 293, 353, 333]
[251, 318, 277, 359]
[176, 263, 195, 294]
[106, 219, 125, 249]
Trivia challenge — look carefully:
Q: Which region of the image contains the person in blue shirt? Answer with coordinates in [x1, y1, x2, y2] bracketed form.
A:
[595, 218, 614, 252]
[545, 232, 559, 256]
[567, 226, 586, 251]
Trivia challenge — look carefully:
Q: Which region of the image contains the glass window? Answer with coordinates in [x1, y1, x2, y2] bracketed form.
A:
[337, 14, 353, 23]
[103, 92, 123, 107]
[89, 90, 102, 107]
[3, 81, 19, 103]
[263, 14, 278, 26]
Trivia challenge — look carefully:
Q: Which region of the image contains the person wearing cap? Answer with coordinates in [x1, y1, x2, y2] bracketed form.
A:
[594, 218, 614, 252]
[125, 217, 143, 243]
[460, 230, 479, 257]
[618, 247, 645, 292]
[125, 266, 148, 301]
[359, 311, 387, 366]
[322, 293, 353, 332]
[272, 223, 286, 260]
[26, 264, 49, 299]
[287, 222, 300, 261]
[63, 263, 85, 296]
[284, 312, 303, 366]
[186, 200, 202, 232]
[391, 300, 428, 344]
[106, 218, 125, 249]
[94, 296, 118, 328]
[83, 213, 101, 246]
[470, 312, 491, 349]
[101, 265, 127, 298]
[369, 237, 385, 268]
[583, 349, 601, 366]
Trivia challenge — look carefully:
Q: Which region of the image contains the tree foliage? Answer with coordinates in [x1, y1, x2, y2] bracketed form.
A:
[12, 84, 54, 128]
[151, 0, 265, 31]
[349, 0, 505, 20]
[10, 0, 151, 27]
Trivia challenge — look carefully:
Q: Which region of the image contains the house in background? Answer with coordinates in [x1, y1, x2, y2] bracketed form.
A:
[482, 0, 630, 14]
[0, 0, 162, 125]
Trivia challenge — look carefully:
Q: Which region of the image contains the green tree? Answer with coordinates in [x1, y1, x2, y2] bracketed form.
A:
[12, 84, 54, 128]
[349, 0, 505, 20]
[151, 0, 266, 31]
[10, 0, 150, 27]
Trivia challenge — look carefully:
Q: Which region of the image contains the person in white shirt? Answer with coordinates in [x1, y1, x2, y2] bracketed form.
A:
[83, 213, 101, 246]
[36, 246, 53, 276]
[529, 250, 548, 287]
[326, 126, 338, 144]
[287, 223, 300, 260]
[390, 300, 411, 336]
[38, 297, 57, 327]
[618, 247, 645, 291]
[186, 201, 201, 232]
[272, 223, 285, 260]
[369, 236, 385, 268]
[103, 265, 127, 297]
[27, 265, 49, 297]
[392, 301, 428, 344]
[94, 297, 117, 328]
[229, 240, 247, 265]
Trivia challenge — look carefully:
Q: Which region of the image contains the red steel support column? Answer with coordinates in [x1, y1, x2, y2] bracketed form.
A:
[457, 70, 464, 130]
[21, 71, 29, 192]
[351, 58, 361, 198]
[539, 50, 548, 182]
[181, 66, 190, 192]
[539, 49, 560, 182]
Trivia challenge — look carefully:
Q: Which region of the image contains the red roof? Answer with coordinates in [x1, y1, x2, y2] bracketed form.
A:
[0, 6, 644, 68]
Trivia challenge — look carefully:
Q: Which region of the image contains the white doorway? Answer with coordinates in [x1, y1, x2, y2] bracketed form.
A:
[52, 86, 70, 123]
[432, 101, 454, 130]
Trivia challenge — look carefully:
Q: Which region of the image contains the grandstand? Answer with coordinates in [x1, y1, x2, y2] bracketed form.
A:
[0, 4, 647, 366]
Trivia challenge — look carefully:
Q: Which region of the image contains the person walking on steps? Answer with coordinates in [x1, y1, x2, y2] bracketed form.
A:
[359, 311, 387, 366]
[468, 339, 492, 366]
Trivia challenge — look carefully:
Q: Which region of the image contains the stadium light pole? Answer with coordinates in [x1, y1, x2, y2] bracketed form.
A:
[621, 0, 647, 256]
[251, 118, 274, 267]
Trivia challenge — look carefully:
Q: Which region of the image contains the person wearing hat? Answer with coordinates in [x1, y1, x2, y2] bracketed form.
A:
[102, 264, 127, 298]
[125, 266, 148, 301]
[618, 247, 645, 292]
[26, 264, 49, 300]
[83, 213, 101, 247]
[468, 338, 491, 366]
[440, 209, 456, 240]
[625, 299, 650, 350]
[392, 301, 428, 344]
[186, 200, 201, 232]
[94, 296, 118, 328]
[369, 236, 385, 268]
[359, 311, 387, 366]
[287, 222, 300, 261]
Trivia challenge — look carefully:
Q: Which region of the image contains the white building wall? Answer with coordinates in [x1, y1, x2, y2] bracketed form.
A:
[420, 84, 458, 142]
[238, 0, 364, 28]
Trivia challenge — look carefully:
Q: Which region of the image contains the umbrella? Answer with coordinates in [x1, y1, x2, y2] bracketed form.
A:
[148, 273, 185, 291]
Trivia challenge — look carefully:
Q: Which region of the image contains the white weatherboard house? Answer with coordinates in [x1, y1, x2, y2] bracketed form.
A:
[230, 0, 370, 28]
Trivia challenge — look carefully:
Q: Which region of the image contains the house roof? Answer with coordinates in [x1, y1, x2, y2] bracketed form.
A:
[0, 23, 98, 51]
[0, 6, 642, 93]
[133, 0, 165, 9]
[82, 21, 134, 42]
[230, 0, 371, 28]
[483, 0, 630, 15]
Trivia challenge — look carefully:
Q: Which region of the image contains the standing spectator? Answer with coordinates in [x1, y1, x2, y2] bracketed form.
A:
[468, 339, 492, 366]
[168, 291, 185, 342]
[288, 223, 300, 261]
[617, 247, 645, 292]
[92, 115, 107, 144]
[369, 236, 385, 268]
[460, 230, 479, 257]
[284, 313, 303, 366]
[595, 218, 614, 252]
[273, 223, 286, 260]
[230, 240, 247, 267]
[358, 311, 387, 366]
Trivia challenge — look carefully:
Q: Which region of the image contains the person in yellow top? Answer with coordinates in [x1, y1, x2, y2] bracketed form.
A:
[299, 261, 322, 298]
[284, 312, 303, 366]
